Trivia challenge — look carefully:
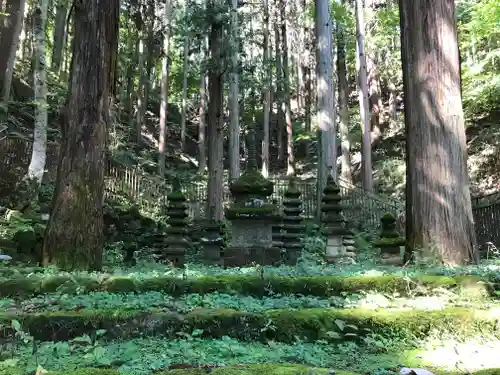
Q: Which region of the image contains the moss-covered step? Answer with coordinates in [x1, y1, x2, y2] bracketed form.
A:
[0, 365, 359, 375]
[1, 306, 498, 342]
[0, 273, 494, 299]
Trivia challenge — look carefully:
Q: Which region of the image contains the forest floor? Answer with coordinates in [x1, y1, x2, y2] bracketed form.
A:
[1, 260, 500, 375]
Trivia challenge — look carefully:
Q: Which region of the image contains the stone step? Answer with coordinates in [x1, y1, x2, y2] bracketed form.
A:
[0, 306, 495, 343]
[0, 273, 493, 299]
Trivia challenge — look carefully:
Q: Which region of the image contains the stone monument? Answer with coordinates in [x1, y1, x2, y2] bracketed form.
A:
[282, 178, 304, 265]
[162, 180, 191, 267]
[321, 174, 355, 263]
[224, 130, 281, 266]
[374, 212, 405, 265]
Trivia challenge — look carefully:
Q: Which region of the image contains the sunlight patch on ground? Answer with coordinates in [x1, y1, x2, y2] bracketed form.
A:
[358, 294, 451, 310]
[414, 339, 500, 371]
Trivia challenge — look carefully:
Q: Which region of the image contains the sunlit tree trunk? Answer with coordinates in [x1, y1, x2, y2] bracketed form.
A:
[228, 0, 240, 181]
[274, 15, 284, 163]
[27, 0, 48, 185]
[180, 34, 189, 152]
[355, 0, 373, 191]
[336, 2, 352, 184]
[42, 0, 119, 271]
[198, 36, 208, 174]
[400, 0, 478, 265]
[136, 37, 146, 141]
[261, 0, 271, 177]
[158, 0, 173, 176]
[280, 0, 294, 175]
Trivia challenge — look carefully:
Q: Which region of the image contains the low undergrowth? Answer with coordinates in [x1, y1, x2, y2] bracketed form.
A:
[2, 333, 500, 375]
[1, 287, 496, 315]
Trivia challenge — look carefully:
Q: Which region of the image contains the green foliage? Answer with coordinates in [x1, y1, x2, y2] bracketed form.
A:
[458, 0, 500, 119]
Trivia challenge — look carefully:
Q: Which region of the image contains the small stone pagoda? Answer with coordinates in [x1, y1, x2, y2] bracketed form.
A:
[224, 131, 281, 266]
[282, 178, 304, 265]
[374, 212, 405, 265]
[201, 220, 226, 265]
[321, 174, 356, 263]
[163, 179, 190, 267]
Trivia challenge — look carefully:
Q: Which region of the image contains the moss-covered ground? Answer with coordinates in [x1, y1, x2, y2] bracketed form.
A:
[1, 262, 500, 374]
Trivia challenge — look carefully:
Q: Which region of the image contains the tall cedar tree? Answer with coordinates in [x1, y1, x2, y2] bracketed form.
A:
[399, 0, 478, 265]
[42, 0, 119, 270]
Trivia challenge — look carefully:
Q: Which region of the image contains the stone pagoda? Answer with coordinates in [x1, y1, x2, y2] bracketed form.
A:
[321, 174, 356, 263]
[282, 178, 304, 265]
[163, 179, 190, 267]
[224, 130, 281, 266]
[374, 212, 405, 265]
[201, 220, 226, 265]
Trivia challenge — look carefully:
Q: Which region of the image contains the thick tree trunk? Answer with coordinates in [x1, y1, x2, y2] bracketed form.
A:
[228, 0, 240, 181]
[206, 0, 224, 221]
[27, 0, 48, 185]
[336, 6, 352, 184]
[42, 0, 119, 271]
[315, 0, 336, 218]
[399, 0, 478, 265]
[261, 0, 271, 178]
[355, 0, 373, 192]
[0, 0, 26, 103]
[158, 0, 173, 176]
[51, 0, 67, 74]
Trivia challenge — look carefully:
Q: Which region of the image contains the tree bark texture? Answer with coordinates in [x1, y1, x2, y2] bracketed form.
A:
[280, 0, 294, 176]
[42, 0, 119, 270]
[228, 0, 240, 181]
[315, 0, 336, 218]
[399, 0, 478, 265]
[336, 9, 352, 184]
[180, 34, 189, 152]
[274, 17, 284, 163]
[206, 0, 224, 221]
[158, 0, 173, 176]
[261, 0, 270, 178]
[355, 0, 373, 192]
[0, 0, 26, 103]
[51, 0, 67, 73]
[198, 36, 208, 174]
[27, 0, 49, 184]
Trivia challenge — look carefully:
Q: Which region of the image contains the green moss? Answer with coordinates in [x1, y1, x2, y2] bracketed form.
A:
[373, 237, 406, 247]
[382, 212, 396, 221]
[473, 370, 500, 375]
[225, 205, 278, 220]
[0, 274, 495, 298]
[1, 306, 497, 343]
[101, 276, 138, 293]
[229, 169, 274, 198]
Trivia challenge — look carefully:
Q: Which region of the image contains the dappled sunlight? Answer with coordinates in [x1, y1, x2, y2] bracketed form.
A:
[415, 338, 500, 372]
